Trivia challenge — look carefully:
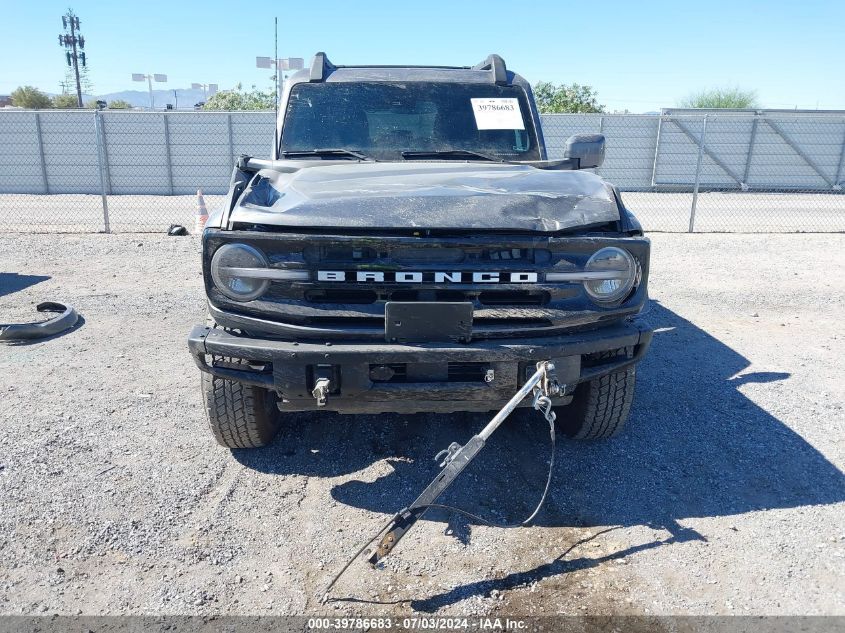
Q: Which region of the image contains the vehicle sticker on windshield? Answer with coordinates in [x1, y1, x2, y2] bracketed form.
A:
[470, 98, 525, 130]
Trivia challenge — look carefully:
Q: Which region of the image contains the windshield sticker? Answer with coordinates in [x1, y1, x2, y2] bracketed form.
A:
[470, 98, 525, 130]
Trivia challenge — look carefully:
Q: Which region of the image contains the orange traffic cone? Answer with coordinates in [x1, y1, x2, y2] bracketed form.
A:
[195, 189, 208, 234]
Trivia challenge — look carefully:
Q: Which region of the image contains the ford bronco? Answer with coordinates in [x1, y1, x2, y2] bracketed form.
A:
[187, 53, 652, 448]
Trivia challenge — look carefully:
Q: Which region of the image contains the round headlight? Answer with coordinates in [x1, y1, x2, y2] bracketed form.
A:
[210, 243, 270, 302]
[583, 247, 636, 303]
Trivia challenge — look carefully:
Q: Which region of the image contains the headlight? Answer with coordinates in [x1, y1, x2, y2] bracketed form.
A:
[210, 243, 270, 302]
[583, 247, 636, 303]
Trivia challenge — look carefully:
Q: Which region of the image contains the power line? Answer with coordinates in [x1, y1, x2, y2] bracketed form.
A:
[58, 9, 86, 107]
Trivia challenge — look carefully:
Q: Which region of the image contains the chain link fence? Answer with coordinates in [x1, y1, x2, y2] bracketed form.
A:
[542, 110, 845, 232]
[1, 109, 843, 233]
[0, 111, 271, 232]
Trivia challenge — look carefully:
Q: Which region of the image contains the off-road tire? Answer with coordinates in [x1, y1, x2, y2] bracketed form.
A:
[202, 361, 281, 448]
[557, 352, 636, 440]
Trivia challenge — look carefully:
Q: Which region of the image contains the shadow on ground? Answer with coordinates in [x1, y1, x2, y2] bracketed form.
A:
[233, 301, 844, 605]
[0, 272, 50, 299]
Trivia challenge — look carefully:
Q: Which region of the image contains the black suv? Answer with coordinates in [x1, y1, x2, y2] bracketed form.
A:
[188, 53, 652, 448]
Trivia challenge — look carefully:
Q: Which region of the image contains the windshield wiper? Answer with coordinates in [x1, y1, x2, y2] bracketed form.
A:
[401, 149, 503, 162]
[281, 148, 373, 161]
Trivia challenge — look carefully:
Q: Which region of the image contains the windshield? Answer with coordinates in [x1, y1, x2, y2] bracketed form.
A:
[279, 81, 541, 161]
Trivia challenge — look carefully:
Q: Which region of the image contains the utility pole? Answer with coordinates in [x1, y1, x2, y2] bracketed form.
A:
[58, 9, 87, 107]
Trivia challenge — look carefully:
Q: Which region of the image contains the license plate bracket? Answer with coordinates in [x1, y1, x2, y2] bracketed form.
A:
[385, 302, 473, 343]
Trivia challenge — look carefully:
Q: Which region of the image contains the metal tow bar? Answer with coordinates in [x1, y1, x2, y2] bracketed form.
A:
[322, 361, 561, 601]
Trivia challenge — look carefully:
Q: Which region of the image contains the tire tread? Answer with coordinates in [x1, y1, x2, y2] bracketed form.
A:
[200, 320, 280, 449]
[561, 349, 637, 440]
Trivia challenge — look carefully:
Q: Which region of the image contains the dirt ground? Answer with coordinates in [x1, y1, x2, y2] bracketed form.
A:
[0, 233, 843, 617]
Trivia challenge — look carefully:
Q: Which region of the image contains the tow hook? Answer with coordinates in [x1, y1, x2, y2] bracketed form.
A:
[312, 377, 331, 407]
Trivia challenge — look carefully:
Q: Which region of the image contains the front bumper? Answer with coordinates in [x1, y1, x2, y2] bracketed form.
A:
[188, 319, 653, 414]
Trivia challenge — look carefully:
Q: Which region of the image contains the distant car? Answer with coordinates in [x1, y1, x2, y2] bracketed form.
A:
[188, 52, 653, 448]
[194, 101, 205, 110]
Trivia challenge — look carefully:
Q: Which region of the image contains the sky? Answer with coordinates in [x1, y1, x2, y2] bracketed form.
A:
[1, 0, 844, 112]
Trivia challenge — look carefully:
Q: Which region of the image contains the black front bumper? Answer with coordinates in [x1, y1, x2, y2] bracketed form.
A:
[188, 319, 652, 414]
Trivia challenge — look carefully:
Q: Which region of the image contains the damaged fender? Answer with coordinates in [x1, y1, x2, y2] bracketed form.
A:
[0, 302, 79, 341]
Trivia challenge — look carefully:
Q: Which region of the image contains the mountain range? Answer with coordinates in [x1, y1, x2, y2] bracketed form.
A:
[74, 88, 218, 109]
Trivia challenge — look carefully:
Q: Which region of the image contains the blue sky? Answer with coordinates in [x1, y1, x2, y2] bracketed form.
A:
[2, 0, 843, 112]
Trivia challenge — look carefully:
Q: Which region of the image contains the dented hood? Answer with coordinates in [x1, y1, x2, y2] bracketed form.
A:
[229, 162, 620, 232]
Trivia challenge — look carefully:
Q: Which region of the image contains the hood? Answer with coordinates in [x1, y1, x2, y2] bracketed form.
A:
[229, 162, 620, 232]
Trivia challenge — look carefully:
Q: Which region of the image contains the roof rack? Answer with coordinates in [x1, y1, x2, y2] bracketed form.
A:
[309, 52, 336, 82]
[307, 52, 509, 85]
[472, 54, 508, 85]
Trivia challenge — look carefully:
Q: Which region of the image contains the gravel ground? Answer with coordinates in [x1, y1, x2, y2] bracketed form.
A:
[0, 233, 843, 618]
[1, 191, 844, 233]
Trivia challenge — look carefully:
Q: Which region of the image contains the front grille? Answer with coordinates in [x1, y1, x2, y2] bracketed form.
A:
[303, 245, 378, 263]
[299, 288, 549, 305]
[304, 289, 378, 304]
[206, 230, 650, 341]
[389, 289, 466, 302]
[478, 290, 548, 306]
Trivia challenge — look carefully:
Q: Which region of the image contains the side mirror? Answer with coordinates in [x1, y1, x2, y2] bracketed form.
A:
[564, 134, 605, 169]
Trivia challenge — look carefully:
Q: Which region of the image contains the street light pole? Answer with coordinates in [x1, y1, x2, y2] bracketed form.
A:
[256, 54, 303, 156]
[256, 56, 304, 102]
[132, 73, 168, 110]
[191, 83, 218, 103]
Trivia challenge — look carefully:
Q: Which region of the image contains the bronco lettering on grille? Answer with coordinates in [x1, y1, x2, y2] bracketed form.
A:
[317, 271, 538, 283]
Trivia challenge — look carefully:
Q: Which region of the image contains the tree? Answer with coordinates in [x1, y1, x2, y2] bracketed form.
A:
[11, 86, 52, 109]
[679, 87, 759, 109]
[107, 99, 132, 109]
[64, 65, 94, 96]
[52, 93, 80, 108]
[202, 84, 275, 111]
[533, 81, 604, 114]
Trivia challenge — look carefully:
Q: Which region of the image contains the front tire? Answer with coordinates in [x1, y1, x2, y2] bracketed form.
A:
[557, 364, 637, 440]
[201, 358, 281, 448]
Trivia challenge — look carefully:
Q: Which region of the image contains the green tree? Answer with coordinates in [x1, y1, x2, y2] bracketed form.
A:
[678, 87, 759, 109]
[201, 84, 275, 111]
[107, 99, 132, 109]
[533, 81, 604, 114]
[52, 93, 81, 108]
[11, 86, 52, 109]
[64, 65, 94, 96]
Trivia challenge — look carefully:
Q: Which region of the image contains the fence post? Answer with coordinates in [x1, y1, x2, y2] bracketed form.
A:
[94, 111, 111, 233]
[163, 113, 174, 195]
[650, 113, 663, 189]
[689, 115, 708, 233]
[742, 114, 760, 190]
[98, 111, 112, 194]
[835, 118, 845, 190]
[227, 113, 235, 166]
[34, 112, 49, 194]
